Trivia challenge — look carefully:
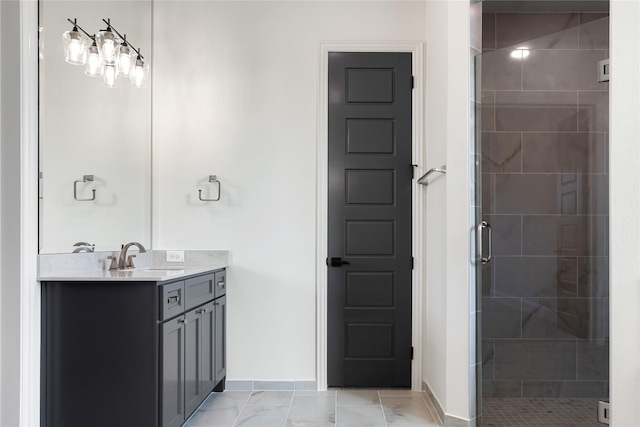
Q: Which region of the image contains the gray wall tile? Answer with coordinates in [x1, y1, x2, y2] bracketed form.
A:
[579, 14, 609, 49]
[523, 49, 606, 91]
[483, 215, 521, 256]
[522, 132, 607, 174]
[482, 50, 522, 90]
[482, 380, 522, 398]
[578, 257, 609, 298]
[483, 13, 496, 50]
[494, 340, 577, 381]
[481, 91, 495, 131]
[483, 341, 495, 380]
[522, 298, 589, 339]
[494, 174, 608, 215]
[495, 91, 578, 132]
[523, 380, 608, 398]
[578, 91, 609, 132]
[494, 256, 575, 298]
[482, 132, 521, 173]
[482, 298, 522, 338]
[578, 340, 609, 381]
[522, 215, 607, 256]
[482, 173, 494, 214]
[496, 13, 580, 49]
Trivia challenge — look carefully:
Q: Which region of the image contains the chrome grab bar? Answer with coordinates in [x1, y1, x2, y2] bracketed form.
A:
[73, 175, 96, 201]
[476, 220, 492, 264]
[198, 175, 221, 202]
[417, 165, 446, 186]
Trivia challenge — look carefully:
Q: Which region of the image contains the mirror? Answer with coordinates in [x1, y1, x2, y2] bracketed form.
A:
[38, 0, 152, 254]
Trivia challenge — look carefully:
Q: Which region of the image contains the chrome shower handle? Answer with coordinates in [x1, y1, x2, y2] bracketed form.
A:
[477, 220, 492, 264]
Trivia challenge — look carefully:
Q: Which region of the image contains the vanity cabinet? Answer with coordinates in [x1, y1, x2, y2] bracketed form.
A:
[41, 269, 226, 427]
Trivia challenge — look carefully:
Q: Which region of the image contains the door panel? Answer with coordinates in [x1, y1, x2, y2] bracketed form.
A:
[327, 52, 412, 387]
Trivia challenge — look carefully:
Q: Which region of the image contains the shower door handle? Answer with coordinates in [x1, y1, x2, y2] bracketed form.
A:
[477, 220, 492, 264]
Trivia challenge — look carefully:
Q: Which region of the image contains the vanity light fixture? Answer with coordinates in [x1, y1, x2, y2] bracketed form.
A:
[62, 18, 149, 88]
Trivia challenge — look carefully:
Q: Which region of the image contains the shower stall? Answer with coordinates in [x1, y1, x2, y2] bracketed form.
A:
[474, 5, 609, 426]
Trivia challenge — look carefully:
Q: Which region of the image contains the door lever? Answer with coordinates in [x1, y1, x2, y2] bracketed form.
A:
[327, 257, 350, 267]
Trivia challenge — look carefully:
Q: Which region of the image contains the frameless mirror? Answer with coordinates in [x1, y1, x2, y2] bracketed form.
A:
[38, 0, 151, 254]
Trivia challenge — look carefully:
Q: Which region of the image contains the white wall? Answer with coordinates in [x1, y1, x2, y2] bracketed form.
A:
[609, 1, 640, 425]
[152, 1, 426, 381]
[423, 0, 472, 422]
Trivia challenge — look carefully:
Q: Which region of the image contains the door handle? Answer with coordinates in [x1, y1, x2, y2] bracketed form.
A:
[476, 220, 492, 264]
[327, 257, 350, 267]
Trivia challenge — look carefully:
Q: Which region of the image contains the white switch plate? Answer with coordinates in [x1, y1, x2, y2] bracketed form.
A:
[166, 250, 185, 263]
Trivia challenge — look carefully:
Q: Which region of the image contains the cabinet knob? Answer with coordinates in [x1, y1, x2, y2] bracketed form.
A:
[177, 318, 186, 324]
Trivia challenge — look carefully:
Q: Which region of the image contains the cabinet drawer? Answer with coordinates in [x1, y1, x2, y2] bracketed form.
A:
[184, 274, 215, 310]
[214, 270, 226, 298]
[161, 281, 185, 321]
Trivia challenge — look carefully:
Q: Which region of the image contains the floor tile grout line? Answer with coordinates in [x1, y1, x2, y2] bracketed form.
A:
[232, 392, 252, 427]
[282, 391, 295, 427]
[378, 390, 389, 427]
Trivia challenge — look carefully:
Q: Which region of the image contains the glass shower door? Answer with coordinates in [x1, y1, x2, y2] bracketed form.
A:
[475, 12, 610, 427]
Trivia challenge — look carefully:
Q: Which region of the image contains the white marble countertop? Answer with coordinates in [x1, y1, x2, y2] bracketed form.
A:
[37, 250, 229, 282]
[37, 263, 226, 282]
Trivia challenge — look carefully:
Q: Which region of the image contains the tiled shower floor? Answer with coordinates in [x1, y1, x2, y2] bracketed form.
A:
[482, 398, 603, 426]
[184, 389, 443, 427]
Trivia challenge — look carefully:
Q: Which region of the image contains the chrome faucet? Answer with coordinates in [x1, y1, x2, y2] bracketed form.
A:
[118, 242, 147, 269]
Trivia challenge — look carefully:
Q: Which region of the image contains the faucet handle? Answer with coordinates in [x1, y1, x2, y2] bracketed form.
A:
[107, 255, 118, 270]
[126, 254, 137, 269]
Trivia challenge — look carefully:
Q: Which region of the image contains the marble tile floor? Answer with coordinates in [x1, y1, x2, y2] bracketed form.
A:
[184, 389, 443, 427]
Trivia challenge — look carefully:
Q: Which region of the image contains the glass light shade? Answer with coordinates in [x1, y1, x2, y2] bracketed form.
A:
[62, 29, 87, 65]
[85, 42, 102, 77]
[130, 57, 149, 88]
[96, 30, 117, 64]
[117, 44, 132, 76]
[102, 63, 119, 88]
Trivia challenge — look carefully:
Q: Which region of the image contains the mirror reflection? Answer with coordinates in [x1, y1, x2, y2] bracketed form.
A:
[39, 0, 152, 254]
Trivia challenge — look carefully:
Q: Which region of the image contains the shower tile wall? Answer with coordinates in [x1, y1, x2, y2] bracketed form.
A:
[481, 12, 609, 399]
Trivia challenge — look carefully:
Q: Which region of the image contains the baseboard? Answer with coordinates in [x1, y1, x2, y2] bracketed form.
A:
[225, 380, 317, 391]
[422, 381, 476, 427]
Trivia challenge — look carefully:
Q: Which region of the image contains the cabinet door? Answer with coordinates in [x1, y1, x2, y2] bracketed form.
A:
[214, 295, 227, 383]
[184, 308, 203, 417]
[200, 301, 216, 394]
[162, 316, 185, 427]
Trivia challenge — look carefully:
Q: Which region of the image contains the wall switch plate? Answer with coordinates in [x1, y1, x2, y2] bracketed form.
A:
[166, 250, 185, 263]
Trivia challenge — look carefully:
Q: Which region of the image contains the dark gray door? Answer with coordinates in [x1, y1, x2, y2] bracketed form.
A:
[184, 309, 203, 416]
[327, 52, 413, 387]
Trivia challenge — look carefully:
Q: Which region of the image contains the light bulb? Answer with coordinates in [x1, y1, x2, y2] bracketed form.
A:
[62, 29, 87, 65]
[130, 56, 148, 88]
[85, 41, 102, 77]
[103, 63, 118, 88]
[97, 29, 117, 64]
[118, 44, 131, 76]
[510, 47, 530, 59]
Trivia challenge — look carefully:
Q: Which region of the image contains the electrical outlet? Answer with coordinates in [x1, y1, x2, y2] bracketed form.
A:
[166, 250, 185, 263]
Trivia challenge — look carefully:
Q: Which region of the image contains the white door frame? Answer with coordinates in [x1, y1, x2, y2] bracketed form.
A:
[316, 41, 425, 391]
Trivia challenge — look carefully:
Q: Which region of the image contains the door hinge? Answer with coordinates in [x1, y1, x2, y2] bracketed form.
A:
[411, 346, 414, 360]
[411, 76, 415, 89]
[411, 257, 414, 270]
[411, 164, 418, 179]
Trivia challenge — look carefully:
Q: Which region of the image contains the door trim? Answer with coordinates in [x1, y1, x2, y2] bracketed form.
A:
[316, 41, 425, 391]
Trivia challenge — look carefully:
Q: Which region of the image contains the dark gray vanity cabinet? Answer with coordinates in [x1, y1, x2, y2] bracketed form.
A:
[41, 269, 226, 427]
